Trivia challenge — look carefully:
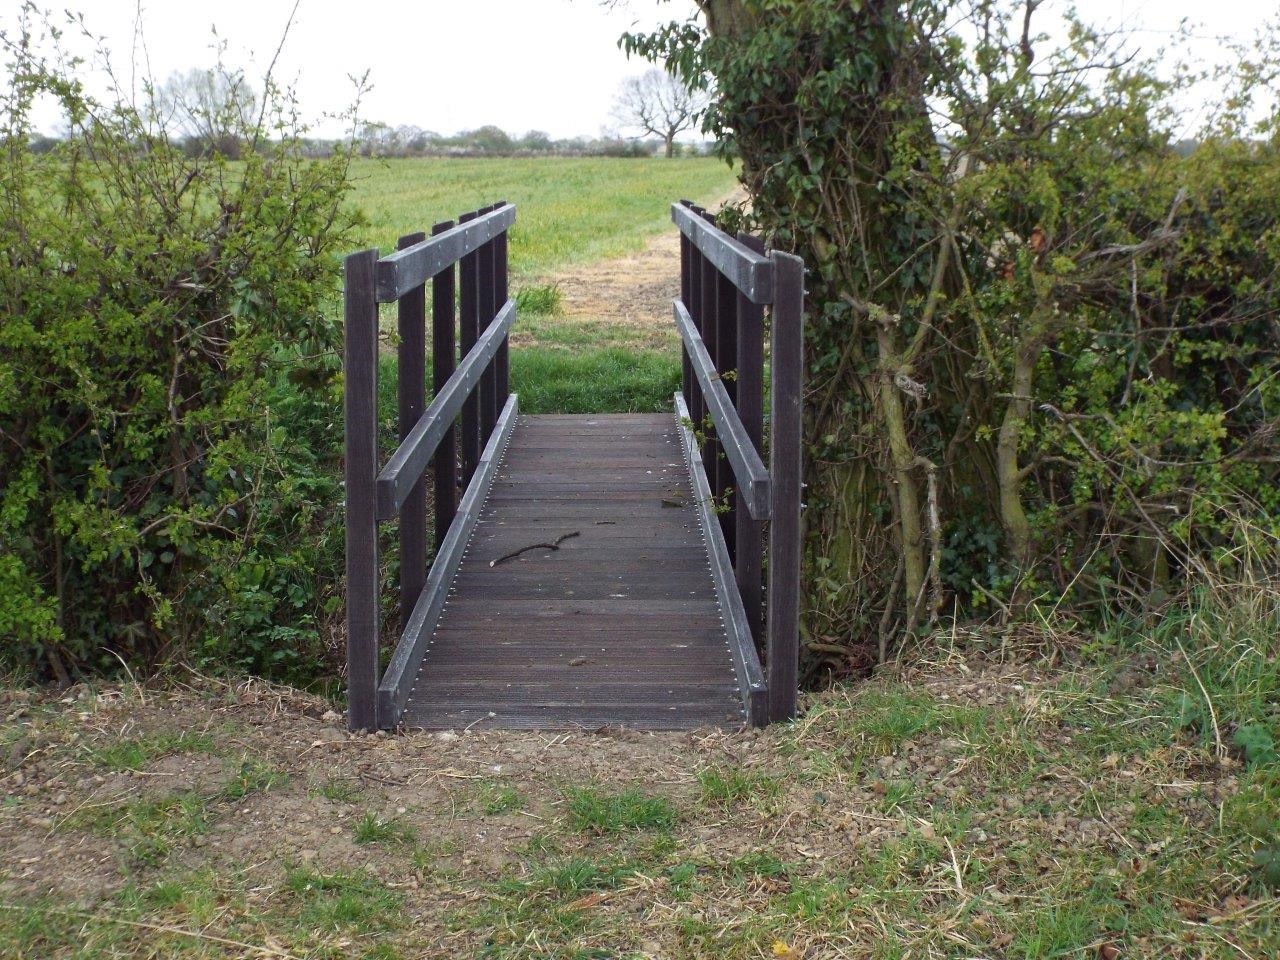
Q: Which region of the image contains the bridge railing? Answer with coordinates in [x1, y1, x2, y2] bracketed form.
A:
[671, 200, 804, 725]
[344, 202, 518, 731]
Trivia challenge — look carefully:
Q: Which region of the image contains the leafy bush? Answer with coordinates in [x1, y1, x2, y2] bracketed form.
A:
[627, 2, 1280, 664]
[0, 11, 360, 681]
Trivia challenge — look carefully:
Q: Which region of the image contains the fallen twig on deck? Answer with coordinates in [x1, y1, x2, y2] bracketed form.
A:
[489, 531, 580, 567]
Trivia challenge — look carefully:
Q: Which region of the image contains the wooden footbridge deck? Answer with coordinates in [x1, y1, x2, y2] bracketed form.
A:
[343, 201, 803, 731]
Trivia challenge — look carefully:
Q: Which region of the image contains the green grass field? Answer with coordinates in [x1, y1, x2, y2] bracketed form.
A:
[348, 157, 736, 275]
[352, 157, 736, 414]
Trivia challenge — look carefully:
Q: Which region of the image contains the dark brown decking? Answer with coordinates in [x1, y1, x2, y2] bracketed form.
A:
[400, 413, 745, 729]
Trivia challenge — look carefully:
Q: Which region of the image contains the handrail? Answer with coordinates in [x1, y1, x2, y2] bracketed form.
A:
[672, 203, 804, 724]
[376, 203, 516, 302]
[376, 298, 516, 519]
[344, 200, 516, 731]
[671, 202, 774, 304]
[672, 299, 771, 520]
[377, 394, 519, 723]
[675, 392, 767, 724]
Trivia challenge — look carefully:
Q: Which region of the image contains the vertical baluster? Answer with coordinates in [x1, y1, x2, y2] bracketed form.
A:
[458, 210, 481, 484]
[687, 216, 705, 440]
[431, 219, 458, 552]
[494, 200, 510, 404]
[767, 252, 805, 723]
[736, 232, 766, 648]
[397, 232, 428, 631]
[716, 243, 738, 561]
[343, 248, 380, 732]
[478, 204, 498, 443]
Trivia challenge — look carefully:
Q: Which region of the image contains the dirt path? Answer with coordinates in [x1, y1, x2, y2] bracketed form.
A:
[519, 188, 746, 349]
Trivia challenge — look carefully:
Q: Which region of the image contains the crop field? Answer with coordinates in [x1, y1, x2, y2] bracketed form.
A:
[350, 156, 737, 415]
[348, 156, 737, 275]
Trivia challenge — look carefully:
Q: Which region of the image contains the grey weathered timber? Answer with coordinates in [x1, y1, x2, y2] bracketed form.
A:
[378, 395, 520, 726]
[377, 299, 516, 519]
[400, 412, 745, 730]
[397, 232, 429, 630]
[343, 249, 381, 732]
[766, 252, 805, 723]
[431, 220, 458, 553]
[672, 300, 771, 520]
[675, 393, 767, 725]
[376, 203, 516, 301]
[671, 202, 774, 304]
[735, 232, 766, 646]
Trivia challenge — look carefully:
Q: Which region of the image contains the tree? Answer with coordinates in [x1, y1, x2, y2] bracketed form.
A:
[625, 1, 1280, 670]
[610, 68, 705, 157]
[156, 66, 256, 158]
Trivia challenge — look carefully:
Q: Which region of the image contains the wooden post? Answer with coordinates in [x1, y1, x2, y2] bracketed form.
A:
[458, 210, 481, 484]
[767, 252, 805, 723]
[736, 232, 766, 648]
[431, 219, 458, 553]
[494, 201, 510, 404]
[397, 232, 428, 630]
[344, 248, 381, 732]
[678, 200, 694, 407]
[478, 204, 498, 444]
[697, 209, 721, 511]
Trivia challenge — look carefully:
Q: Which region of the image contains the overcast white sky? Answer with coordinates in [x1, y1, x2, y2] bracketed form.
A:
[9, 0, 1276, 139]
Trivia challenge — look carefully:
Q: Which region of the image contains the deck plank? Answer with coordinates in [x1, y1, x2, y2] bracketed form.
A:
[400, 413, 745, 730]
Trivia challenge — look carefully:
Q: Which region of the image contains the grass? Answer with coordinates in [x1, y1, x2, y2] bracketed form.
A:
[474, 780, 525, 816]
[375, 346, 678, 420]
[697, 766, 782, 809]
[348, 156, 737, 274]
[68, 756, 287, 866]
[563, 786, 679, 834]
[351, 156, 732, 417]
[352, 812, 416, 845]
[513, 282, 562, 316]
[511, 346, 679, 413]
[83, 729, 217, 771]
[284, 868, 405, 932]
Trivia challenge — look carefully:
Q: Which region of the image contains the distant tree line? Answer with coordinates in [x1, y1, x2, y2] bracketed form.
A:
[338, 122, 712, 159]
[23, 121, 714, 160]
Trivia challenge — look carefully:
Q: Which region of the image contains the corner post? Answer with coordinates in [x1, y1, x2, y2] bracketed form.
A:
[767, 252, 804, 723]
[494, 201, 511, 404]
[736, 232, 766, 648]
[344, 248, 381, 732]
[678, 200, 694, 406]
